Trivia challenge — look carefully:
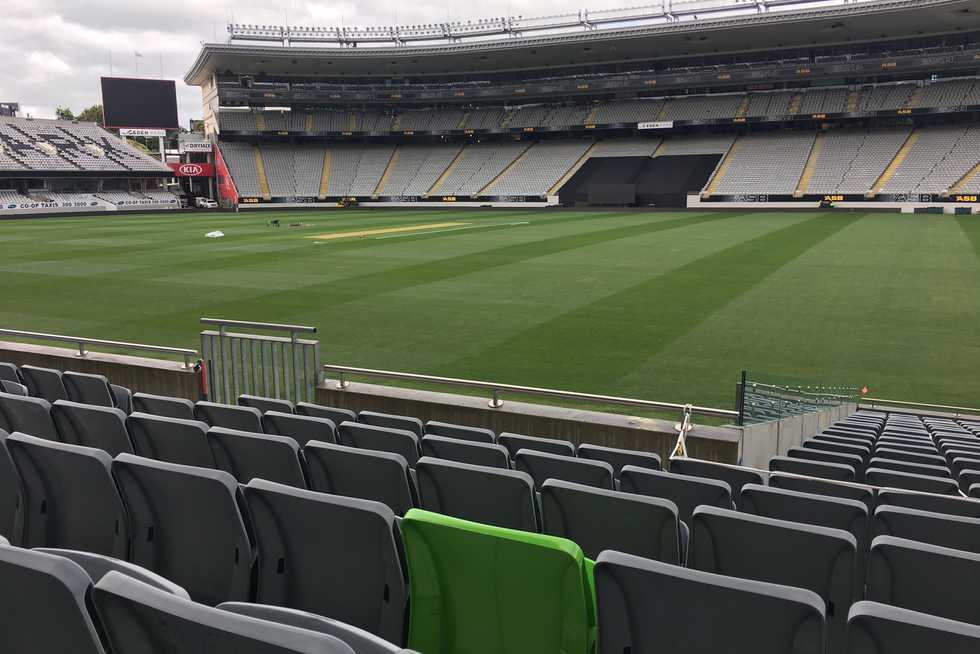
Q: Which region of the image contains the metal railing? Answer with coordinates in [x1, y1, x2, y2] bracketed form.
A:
[0, 328, 198, 368]
[322, 363, 738, 422]
[861, 397, 980, 418]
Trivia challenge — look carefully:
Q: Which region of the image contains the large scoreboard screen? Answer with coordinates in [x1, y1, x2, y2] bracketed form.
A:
[100, 77, 178, 130]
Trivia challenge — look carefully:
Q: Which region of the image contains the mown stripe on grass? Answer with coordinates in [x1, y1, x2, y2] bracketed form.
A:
[957, 214, 980, 263]
[438, 213, 859, 391]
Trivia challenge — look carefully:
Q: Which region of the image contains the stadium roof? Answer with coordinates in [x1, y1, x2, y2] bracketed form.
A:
[185, 0, 980, 84]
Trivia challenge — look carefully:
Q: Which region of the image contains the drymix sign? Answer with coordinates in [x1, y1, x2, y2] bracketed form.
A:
[179, 141, 213, 154]
[168, 163, 215, 178]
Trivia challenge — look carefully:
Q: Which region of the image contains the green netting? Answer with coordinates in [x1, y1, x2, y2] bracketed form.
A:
[402, 509, 596, 654]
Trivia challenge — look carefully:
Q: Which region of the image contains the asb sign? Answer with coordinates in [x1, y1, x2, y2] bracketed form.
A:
[168, 162, 215, 178]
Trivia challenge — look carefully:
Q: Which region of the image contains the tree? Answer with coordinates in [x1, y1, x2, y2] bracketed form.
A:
[77, 105, 103, 126]
[55, 106, 75, 121]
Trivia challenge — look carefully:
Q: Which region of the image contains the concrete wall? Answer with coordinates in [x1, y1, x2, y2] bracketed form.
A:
[0, 340, 203, 401]
[739, 401, 858, 469]
[317, 379, 741, 464]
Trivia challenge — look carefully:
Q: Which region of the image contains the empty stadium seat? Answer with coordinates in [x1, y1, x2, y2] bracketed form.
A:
[620, 465, 733, 525]
[51, 400, 132, 456]
[0, 363, 19, 384]
[7, 433, 128, 557]
[357, 411, 424, 438]
[305, 441, 417, 515]
[595, 550, 825, 654]
[0, 429, 21, 545]
[515, 449, 615, 490]
[873, 505, 980, 554]
[0, 545, 108, 653]
[131, 392, 195, 420]
[0, 392, 58, 440]
[112, 453, 254, 605]
[670, 458, 764, 504]
[195, 401, 264, 433]
[768, 472, 875, 511]
[62, 371, 114, 407]
[865, 468, 959, 495]
[420, 435, 509, 468]
[262, 410, 336, 447]
[868, 457, 951, 479]
[18, 365, 68, 403]
[415, 456, 537, 531]
[787, 446, 866, 479]
[423, 420, 495, 443]
[847, 600, 980, 653]
[126, 412, 214, 468]
[338, 421, 420, 467]
[207, 427, 306, 488]
[35, 548, 189, 597]
[498, 432, 575, 458]
[873, 447, 946, 468]
[1, 380, 27, 396]
[296, 402, 357, 425]
[238, 393, 295, 414]
[576, 443, 662, 477]
[540, 479, 684, 562]
[92, 572, 357, 653]
[690, 505, 857, 651]
[803, 439, 871, 461]
[770, 455, 857, 481]
[243, 479, 407, 643]
[401, 509, 594, 654]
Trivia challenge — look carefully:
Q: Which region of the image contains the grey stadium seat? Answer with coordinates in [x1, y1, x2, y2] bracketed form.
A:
[690, 505, 857, 652]
[112, 453, 254, 605]
[497, 432, 575, 458]
[92, 572, 357, 654]
[36, 548, 189, 598]
[296, 402, 357, 426]
[238, 394, 295, 414]
[847, 600, 980, 653]
[220, 603, 413, 654]
[669, 458, 764, 505]
[195, 401, 264, 433]
[541, 479, 683, 562]
[873, 447, 946, 468]
[515, 449, 614, 490]
[0, 545, 107, 654]
[244, 479, 407, 643]
[0, 392, 58, 440]
[787, 446, 865, 479]
[576, 443, 662, 477]
[867, 457, 951, 479]
[131, 392, 195, 420]
[803, 439, 871, 461]
[62, 371, 114, 407]
[126, 412, 214, 468]
[357, 410, 424, 438]
[0, 429, 23, 545]
[7, 433, 128, 558]
[816, 432, 875, 448]
[338, 421, 420, 467]
[415, 457, 536, 531]
[51, 400, 132, 456]
[420, 435, 510, 469]
[867, 535, 980, 625]
[1, 380, 27, 396]
[620, 466, 733, 525]
[262, 411, 336, 448]
[208, 427, 306, 488]
[110, 385, 132, 415]
[0, 362, 19, 384]
[865, 468, 959, 495]
[769, 472, 875, 512]
[424, 420, 495, 444]
[18, 365, 68, 403]
[873, 505, 980, 554]
[595, 551, 825, 654]
[305, 441, 417, 515]
[769, 455, 856, 481]
[959, 469, 980, 494]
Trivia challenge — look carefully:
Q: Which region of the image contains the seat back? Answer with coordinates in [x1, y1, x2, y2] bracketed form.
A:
[619, 466, 732, 525]
[865, 468, 959, 495]
[0, 392, 58, 440]
[875, 489, 980, 518]
[669, 458, 764, 505]
[768, 472, 875, 512]
[420, 435, 510, 469]
[92, 572, 356, 654]
[18, 366, 68, 403]
[690, 505, 856, 653]
[868, 457, 951, 479]
[576, 443, 661, 477]
[0, 545, 106, 654]
[514, 449, 614, 490]
[208, 428, 306, 488]
[238, 394, 295, 414]
[36, 548, 189, 598]
[595, 551, 825, 654]
[195, 402, 264, 433]
[401, 509, 594, 654]
[131, 392, 195, 420]
[8, 433, 128, 558]
[423, 421, 495, 444]
[769, 456, 856, 481]
[873, 505, 980, 554]
[541, 479, 682, 562]
[112, 453, 254, 605]
[62, 372, 114, 407]
[357, 411, 424, 438]
[787, 446, 865, 479]
[296, 403, 357, 426]
[244, 479, 407, 643]
[415, 457, 536, 531]
[338, 422, 420, 468]
[497, 432, 575, 459]
[1, 380, 27, 396]
[305, 442, 417, 515]
[847, 600, 980, 653]
[0, 362, 19, 384]
[262, 411, 336, 448]
[0, 429, 23, 544]
[51, 400, 132, 456]
[126, 412, 214, 468]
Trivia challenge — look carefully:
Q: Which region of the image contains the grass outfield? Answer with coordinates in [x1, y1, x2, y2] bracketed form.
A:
[1, 208, 979, 411]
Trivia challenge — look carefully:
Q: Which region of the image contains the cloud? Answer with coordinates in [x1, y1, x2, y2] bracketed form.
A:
[0, 0, 627, 125]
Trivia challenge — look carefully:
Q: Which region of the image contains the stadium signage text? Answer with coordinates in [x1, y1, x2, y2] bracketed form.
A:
[637, 121, 674, 130]
[168, 163, 215, 177]
[179, 141, 213, 153]
[120, 128, 167, 137]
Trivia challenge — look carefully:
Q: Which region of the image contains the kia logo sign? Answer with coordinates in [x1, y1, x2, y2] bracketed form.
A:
[179, 164, 204, 176]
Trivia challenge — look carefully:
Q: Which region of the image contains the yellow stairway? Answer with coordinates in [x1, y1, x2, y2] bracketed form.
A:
[870, 130, 920, 196]
[373, 146, 401, 197]
[318, 149, 332, 200]
[477, 143, 533, 196]
[254, 146, 271, 200]
[949, 161, 980, 195]
[548, 142, 598, 195]
[795, 132, 825, 197]
[427, 146, 467, 196]
[702, 137, 741, 197]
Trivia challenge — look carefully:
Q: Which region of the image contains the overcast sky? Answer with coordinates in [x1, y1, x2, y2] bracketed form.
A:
[1, 0, 628, 126]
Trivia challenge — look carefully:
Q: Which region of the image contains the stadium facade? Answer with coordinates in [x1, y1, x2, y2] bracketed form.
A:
[182, 0, 980, 211]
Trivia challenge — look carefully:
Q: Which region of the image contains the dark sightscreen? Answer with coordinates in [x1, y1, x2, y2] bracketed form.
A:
[100, 77, 178, 129]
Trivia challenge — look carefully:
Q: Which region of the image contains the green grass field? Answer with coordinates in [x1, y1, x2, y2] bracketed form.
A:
[2, 208, 979, 411]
